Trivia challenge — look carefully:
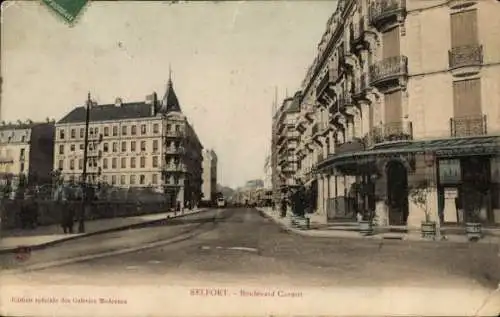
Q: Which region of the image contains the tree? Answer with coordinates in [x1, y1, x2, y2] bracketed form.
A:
[409, 178, 432, 223]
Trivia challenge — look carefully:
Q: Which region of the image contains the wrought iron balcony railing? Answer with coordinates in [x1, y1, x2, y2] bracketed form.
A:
[448, 44, 483, 70]
[450, 115, 487, 137]
[353, 73, 368, 98]
[369, 0, 406, 29]
[165, 130, 184, 138]
[165, 147, 185, 155]
[364, 121, 413, 148]
[316, 71, 331, 98]
[369, 55, 408, 87]
[164, 164, 187, 172]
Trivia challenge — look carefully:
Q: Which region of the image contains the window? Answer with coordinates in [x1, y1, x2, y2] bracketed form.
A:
[152, 174, 158, 184]
[130, 175, 136, 185]
[174, 176, 179, 184]
[167, 124, 171, 131]
[153, 124, 159, 133]
[122, 126, 127, 136]
[70, 144, 75, 152]
[103, 158, 108, 169]
[152, 156, 159, 168]
[175, 125, 180, 132]
[384, 90, 403, 124]
[103, 143, 109, 152]
[112, 126, 118, 136]
[80, 143, 84, 150]
[79, 159, 83, 169]
[58, 160, 64, 169]
[120, 175, 126, 185]
[121, 141, 127, 152]
[131, 125, 137, 135]
[453, 78, 481, 117]
[71, 129, 76, 139]
[70, 159, 75, 170]
[450, 10, 478, 48]
[140, 175, 145, 185]
[111, 175, 117, 185]
[104, 127, 109, 136]
[121, 157, 126, 168]
[102, 175, 108, 183]
[112, 142, 118, 152]
[141, 124, 147, 135]
[59, 144, 64, 155]
[382, 26, 400, 58]
[140, 156, 146, 168]
[21, 136, 25, 143]
[20, 149, 25, 160]
[153, 140, 159, 152]
[94, 127, 99, 135]
[140, 141, 146, 151]
[80, 128, 84, 138]
[112, 158, 117, 169]
[131, 157, 136, 168]
[131, 141, 136, 152]
[59, 129, 65, 139]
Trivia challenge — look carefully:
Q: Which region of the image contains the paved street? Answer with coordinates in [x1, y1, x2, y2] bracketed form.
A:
[1, 208, 499, 315]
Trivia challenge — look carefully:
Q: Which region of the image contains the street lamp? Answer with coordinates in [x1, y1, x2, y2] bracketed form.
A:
[79, 92, 92, 233]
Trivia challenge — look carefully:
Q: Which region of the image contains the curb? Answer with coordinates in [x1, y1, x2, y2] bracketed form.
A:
[0, 209, 207, 255]
[2, 213, 218, 275]
[257, 209, 500, 244]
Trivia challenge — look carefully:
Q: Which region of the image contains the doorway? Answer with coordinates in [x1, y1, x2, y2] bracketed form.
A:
[386, 160, 409, 225]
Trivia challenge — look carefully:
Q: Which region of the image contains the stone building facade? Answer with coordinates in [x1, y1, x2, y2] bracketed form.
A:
[201, 149, 218, 204]
[271, 92, 301, 205]
[294, 0, 500, 227]
[54, 77, 203, 209]
[0, 121, 55, 188]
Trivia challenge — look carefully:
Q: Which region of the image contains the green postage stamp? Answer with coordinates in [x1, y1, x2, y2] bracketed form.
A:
[41, 0, 88, 24]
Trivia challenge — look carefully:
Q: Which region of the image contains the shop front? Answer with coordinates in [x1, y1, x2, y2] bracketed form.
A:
[316, 135, 500, 228]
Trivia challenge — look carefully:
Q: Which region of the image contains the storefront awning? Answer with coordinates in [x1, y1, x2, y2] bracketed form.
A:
[318, 135, 500, 172]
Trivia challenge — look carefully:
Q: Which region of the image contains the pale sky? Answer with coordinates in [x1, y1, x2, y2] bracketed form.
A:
[1, 1, 335, 189]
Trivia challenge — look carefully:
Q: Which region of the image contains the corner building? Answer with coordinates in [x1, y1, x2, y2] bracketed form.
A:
[54, 77, 203, 209]
[296, 0, 500, 228]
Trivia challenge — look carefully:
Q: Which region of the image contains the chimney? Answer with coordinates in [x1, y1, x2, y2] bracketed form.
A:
[146, 92, 158, 116]
[115, 97, 123, 107]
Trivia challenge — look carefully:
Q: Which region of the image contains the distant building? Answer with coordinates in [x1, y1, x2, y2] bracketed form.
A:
[54, 76, 203, 209]
[0, 120, 55, 187]
[201, 149, 217, 203]
[271, 92, 301, 204]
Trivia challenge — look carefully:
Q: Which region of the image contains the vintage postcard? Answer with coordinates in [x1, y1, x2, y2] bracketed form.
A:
[1, 0, 500, 316]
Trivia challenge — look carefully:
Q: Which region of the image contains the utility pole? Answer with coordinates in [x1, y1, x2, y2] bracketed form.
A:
[79, 92, 92, 233]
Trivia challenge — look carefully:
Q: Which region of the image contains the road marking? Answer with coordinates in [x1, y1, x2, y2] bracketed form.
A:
[201, 246, 211, 250]
[148, 260, 161, 264]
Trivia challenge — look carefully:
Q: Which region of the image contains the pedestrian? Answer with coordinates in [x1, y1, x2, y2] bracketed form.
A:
[19, 199, 29, 229]
[280, 198, 287, 218]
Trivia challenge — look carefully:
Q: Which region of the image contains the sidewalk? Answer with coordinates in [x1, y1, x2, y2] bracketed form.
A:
[0, 208, 206, 253]
[258, 207, 500, 244]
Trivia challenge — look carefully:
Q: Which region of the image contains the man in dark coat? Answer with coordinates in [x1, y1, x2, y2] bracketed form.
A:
[292, 186, 306, 218]
[280, 198, 287, 218]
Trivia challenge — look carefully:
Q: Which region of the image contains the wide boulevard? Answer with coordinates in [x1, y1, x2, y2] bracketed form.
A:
[1, 208, 499, 315]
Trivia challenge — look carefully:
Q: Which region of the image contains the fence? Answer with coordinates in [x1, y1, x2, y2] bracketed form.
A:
[0, 199, 168, 230]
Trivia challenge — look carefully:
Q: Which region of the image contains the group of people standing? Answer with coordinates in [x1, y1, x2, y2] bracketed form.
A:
[279, 183, 308, 218]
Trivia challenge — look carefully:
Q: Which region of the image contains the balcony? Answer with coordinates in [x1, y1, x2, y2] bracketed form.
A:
[165, 147, 185, 155]
[369, 0, 406, 31]
[364, 121, 413, 148]
[353, 73, 369, 101]
[448, 44, 483, 77]
[450, 115, 487, 137]
[87, 149, 102, 158]
[316, 71, 331, 100]
[350, 18, 369, 52]
[164, 164, 186, 173]
[369, 55, 408, 90]
[88, 133, 103, 142]
[165, 130, 184, 138]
